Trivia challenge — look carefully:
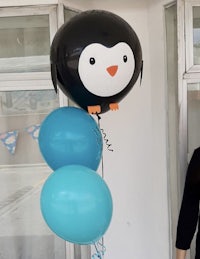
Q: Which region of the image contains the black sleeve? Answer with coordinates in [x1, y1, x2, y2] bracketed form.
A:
[176, 148, 200, 250]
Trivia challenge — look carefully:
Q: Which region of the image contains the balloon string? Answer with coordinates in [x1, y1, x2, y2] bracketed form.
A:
[96, 113, 105, 179]
[91, 114, 109, 259]
[92, 240, 106, 259]
[96, 114, 114, 152]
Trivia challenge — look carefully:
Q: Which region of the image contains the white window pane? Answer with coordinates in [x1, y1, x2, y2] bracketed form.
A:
[193, 7, 200, 65]
[0, 89, 65, 259]
[0, 166, 66, 259]
[0, 15, 50, 73]
[0, 90, 59, 166]
[187, 82, 200, 152]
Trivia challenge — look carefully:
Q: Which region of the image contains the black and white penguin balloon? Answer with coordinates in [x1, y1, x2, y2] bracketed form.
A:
[50, 10, 143, 114]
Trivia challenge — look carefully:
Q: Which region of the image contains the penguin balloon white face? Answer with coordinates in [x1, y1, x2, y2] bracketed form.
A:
[78, 42, 135, 97]
[50, 10, 143, 114]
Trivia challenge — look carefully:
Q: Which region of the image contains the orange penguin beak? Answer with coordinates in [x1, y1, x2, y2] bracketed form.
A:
[106, 65, 118, 77]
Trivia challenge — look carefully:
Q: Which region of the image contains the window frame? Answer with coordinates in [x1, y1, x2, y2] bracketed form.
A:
[0, 5, 57, 85]
[185, 0, 200, 74]
[0, 4, 69, 109]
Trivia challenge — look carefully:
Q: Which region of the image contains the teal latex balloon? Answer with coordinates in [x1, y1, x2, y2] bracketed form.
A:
[40, 165, 113, 244]
[38, 107, 103, 171]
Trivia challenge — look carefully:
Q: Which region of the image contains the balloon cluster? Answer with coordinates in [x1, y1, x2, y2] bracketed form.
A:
[39, 8, 143, 247]
[39, 107, 113, 244]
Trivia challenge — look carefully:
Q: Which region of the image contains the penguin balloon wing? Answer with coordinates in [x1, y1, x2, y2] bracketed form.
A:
[140, 60, 144, 86]
[51, 63, 58, 94]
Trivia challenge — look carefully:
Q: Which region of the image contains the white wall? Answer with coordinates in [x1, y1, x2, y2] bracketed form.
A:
[85, 1, 171, 259]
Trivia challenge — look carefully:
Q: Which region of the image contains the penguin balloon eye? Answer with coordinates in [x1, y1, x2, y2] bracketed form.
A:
[89, 57, 95, 65]
[123, 55, 128, 63]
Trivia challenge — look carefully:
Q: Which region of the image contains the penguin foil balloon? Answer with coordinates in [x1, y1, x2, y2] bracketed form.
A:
[51, 10, 143, 114]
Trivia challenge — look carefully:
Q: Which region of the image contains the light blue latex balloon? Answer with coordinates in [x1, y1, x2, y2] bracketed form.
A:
[40, 165, 113, 244]
[38, 107, 103, 171]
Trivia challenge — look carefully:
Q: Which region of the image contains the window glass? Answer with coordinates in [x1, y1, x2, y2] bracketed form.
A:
[187, 83, 200, 153]
[0, 88, 65, 259]
[0, 165, 66, 258]
[0, 15, 50, 73]
[0, 89, 59, 166]
[193, 7, 200, 65]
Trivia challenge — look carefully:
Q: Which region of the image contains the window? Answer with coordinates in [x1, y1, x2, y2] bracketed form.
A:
[180, 0, 200, 157]
[177, 1, 200, 258]
[0, 5, 59, 166]
[192, 7, 200, 65]
[0, 14, 50, 73]
[0, 4, 80, 259]
[185, 1, 200, 72]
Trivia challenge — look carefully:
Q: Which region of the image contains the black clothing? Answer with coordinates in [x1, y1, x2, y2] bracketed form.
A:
[176, 147, 200, 259]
